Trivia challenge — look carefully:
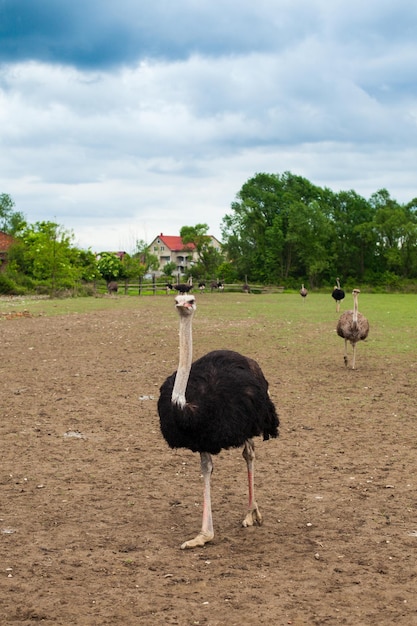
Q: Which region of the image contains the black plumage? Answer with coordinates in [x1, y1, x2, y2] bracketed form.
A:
[332, 278, 345, 312]
[332, 287, 345, 301]
[158, 349, 278, 455]
[173, 283, 193, 293]
[157, 294, 279, 549]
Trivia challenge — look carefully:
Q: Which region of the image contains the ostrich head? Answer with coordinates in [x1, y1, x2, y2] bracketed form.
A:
[352, 289, 360, 296]
[175, 294, 196, 317]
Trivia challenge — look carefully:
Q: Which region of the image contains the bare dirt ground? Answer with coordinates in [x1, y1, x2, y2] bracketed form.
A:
[1, 295, 417, 625]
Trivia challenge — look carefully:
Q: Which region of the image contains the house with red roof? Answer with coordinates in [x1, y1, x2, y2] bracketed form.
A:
[0, 231, 15, 271]
[148, 233, 222, 275]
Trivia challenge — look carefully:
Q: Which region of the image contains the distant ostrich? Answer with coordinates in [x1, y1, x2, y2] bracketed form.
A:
[210, 280, 224, 292]
[242, 283, 251, 294]
[198, 281, 206, 293]
[173, 276, 193, 294]
[336, 289, 369, 369]
[166, 283, 173, 295]
[300, 284, 308, 301]
[332, 278, 345, 312]
[158, 294, 279, 549]
[107, 281, 118, 295]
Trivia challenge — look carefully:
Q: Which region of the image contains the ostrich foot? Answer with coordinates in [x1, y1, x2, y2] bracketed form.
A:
[242, 504, 263, 528]
[180, 530, 214, 550]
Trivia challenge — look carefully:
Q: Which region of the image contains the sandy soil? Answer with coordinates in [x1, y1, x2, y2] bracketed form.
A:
[1, 296, 416, 625]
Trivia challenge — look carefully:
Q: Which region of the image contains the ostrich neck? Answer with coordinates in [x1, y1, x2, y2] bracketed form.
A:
[353, 294, 359, 325]
[171, 314, 193, 407]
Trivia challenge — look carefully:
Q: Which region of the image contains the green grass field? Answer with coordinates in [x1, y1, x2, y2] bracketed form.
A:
[1, 291, 416, 360]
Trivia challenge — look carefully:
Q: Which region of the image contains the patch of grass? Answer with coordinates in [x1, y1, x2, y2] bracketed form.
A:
[1, 291, 416, 360]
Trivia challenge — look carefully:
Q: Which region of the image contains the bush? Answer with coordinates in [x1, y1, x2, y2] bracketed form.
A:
[0, 273, 25, 295]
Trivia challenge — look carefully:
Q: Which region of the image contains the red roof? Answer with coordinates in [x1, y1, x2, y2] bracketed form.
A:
[158, 234, 195, 251]
[0, 231, 15, 251]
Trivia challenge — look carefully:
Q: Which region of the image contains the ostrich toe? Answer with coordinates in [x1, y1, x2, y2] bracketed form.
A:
[180, 530, 214, 550]
[242, 503, 263, 527]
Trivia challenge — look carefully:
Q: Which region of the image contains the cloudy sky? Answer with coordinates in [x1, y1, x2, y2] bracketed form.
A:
[1, 1, 417, 252]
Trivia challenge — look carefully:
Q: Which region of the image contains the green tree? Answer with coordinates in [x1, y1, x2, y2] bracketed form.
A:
[222, 172, 284, 282]
[180, 224, 211, 254]
[162, 261, 177, 279]
[222, 171, 330, 284]
[7, 221, 82, 292]
[96, 252, 126, 284]
[122, 254, 147, 281]
[327, 189, 377, 281]
[75, 249, 101, 283]
[180, 224, 224, 278]
[133, 239, 159, 274]
[370, 189, 417, 278]
[286, 199, 332, 285]
[0, 193, 26, 235]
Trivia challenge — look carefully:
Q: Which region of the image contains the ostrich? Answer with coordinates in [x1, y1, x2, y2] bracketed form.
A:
[173, 276, 193, 294]
[107, 281, 118, 295]
[336, 289, 369, 369]
[198, 281, 206, 293]
[210, 280, 224, 292]
[242, 283, 251, 294]
[158, 294, 279, 549]
[332, 278, 345, 313]
[300, 284, 308, 301]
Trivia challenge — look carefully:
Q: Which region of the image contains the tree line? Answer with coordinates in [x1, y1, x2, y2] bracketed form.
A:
[1, 170, 417, 295]
[220, 172, 417, 289]
[0, 193, 162, 295]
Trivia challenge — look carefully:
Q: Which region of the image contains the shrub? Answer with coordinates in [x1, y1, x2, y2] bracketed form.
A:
[0, 273, 24, 295]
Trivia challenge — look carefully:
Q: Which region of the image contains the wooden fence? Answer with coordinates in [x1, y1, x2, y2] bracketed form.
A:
[96, 278, 285, 296]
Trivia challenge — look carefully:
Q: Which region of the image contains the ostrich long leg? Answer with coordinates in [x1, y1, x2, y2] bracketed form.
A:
[352, 343, 357, 370]
[343, 339, 348, 367]
[181, 452, 214, 549]
[242, 439, 262, 527]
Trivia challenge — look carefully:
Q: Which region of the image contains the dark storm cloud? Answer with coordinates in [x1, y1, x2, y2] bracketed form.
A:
[0, 0, 319, 68]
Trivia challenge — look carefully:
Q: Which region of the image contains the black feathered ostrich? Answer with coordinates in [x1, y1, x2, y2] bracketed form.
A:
[158, 294, 279, 549]
[331, 278, 345, 312]
[173, 276, 193, 294]
[336, 289, 369, 369]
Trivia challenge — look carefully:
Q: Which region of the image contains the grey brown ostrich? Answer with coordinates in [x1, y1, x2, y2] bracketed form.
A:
[107, 281, 118, 295]
[300, 284, 308, 301]
[332, 278, 345, 312]
[210, 280, 224, 292]
[336, 289, 369, 369]
[158, 294, 279, 549]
